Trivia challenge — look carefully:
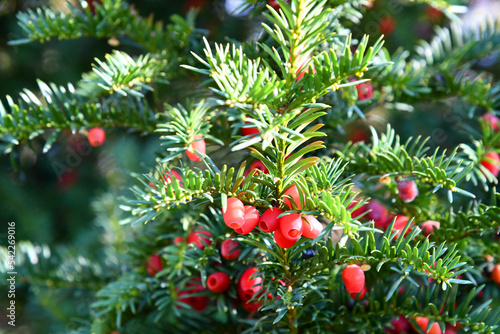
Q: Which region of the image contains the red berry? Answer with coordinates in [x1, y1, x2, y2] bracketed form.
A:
[492, 264, 500, 283]
[348, 201, 368, 219]
[88, 127, 105, 147]
[187, 229, 212, 250]
[397, 180, 419, 203]
[279, 213, 304, 241]
[342, 264, 365, 294]
[235, 205, 260, 235]
[350, 285, 367, 299]
[241, 299, 262, 312]
[482, 113, 499, 131]
[189, 283, 208, 311]
[444, 327, 457, 334]
[163, 170, 183, 185]
[259, 207, 283, 232]
[147, 254, 163, 276]
[366, 200, 390, 228]
[237, 268, 263, 301]
[421, 220, 440, 236]
[379, 16, 396, 35]
[173, 236, 184, 245]
[481, 151, 500, 177]
[274, 228, 297, 248]
[356, 82, 373, 100]
[207, 272, 231, 293]
[244, 160, 268, 177]
[241, 121, 260, 137]
[221, 239, 241, 260]
[426, 5, 443, 22]
[301, 215, 323, 239]
[223, 198, 246, 229]
[349, 128, 370, 143]
[87, 0, 100, 14]
[385, 316, 411, 334]
[186, 134, 205, 161]
[392, 215, 410, 237]
[283, 185, 303, 209]
[414, 317, 442, 334]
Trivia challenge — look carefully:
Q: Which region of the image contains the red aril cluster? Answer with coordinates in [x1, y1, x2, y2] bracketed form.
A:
[222, 198, 260, 235]
[481, 151, 500, 177]
[342, 264, 365, 294]
[88, 127, 105, 147]
[283, 184, 303, 209]
[186, 134, 206, 161]
[237, 267, 263, 312]
[220, 239, 241, 260]
[397, 179, 419, 203]
[207, 272, 231, 293]
[187, 228, 212, 250]
[147, 254, 163, 276]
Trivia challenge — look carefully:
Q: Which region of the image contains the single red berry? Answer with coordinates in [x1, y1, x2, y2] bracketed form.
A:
[241, 121, 260, 137]
[88, 127, 105, 147]
[162, 170, 183, 185]
[186, 134, 206, 161]
[235, 205, 260, 235]
[491, 264, 500, 283]
[207, 272, 231, 293]
[482, 113, 499, 131]
[349, 128, 370, 143]
[397, 179, 419, 203]
[221, 239, 241, 260]
[269, 0, 280, 9]
[426, 5, 443, 22]
[223, 198, 246, 229]
[259, 207, 283, 232]
[350, 285, 367, 299]
[385, 316, 411, 334]
[347, 201, 368, 219]
[481, 151, 500, 177]
[279, 213, 304, 241]
[274, 228, 297, 248]
[244, 160, 268, 177]
[301, 215, 323, 239]
[188, 283, 208, 311]
[187, 229, 212, 250]
[356, 82, 373, 100]
[421, 220, 440, 236]
[379, 16, 396, 35]
[87, 0, 101, 14]
[237, 268, 263, 301]
[283, 185, 303, 209]
[342, 264, 365, 294]
[413, 317, 442, 334]
[391, 215, 411, 238]
[147, 254, 163, 276]
[366, 200, 390, 229]
[173, 236, 184, 245]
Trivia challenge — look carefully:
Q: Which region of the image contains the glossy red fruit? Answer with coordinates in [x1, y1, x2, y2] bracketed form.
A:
[221, 239, 241, 260]
[342, 264, 365, 294]
[186, 134, 206, 161]
[189, 283, 208, 311]
[356, 82, 373, 100]
[88, 127, 105, 147]
[482, 113, 499, 131]
[147, 254, 163, 276]
[301, 215, 323, 239]
[235, 206, 260, 235]
[244, 160, 268, 177]
[259, 207, 283, 232]
[238, 268, 263, 301]
[397, 180, 419, 203]
[421, 220, 440, 236]
[207, 272, 231, 293]
[414, 317, 442, 334]
[350, 285, 367, 299]
[223, 198, 245, 229]
[187, 229, 212, 250]
[280, 213, 304, 241]
[283, 185, 303, 209]
[492, 264, 500, 283]
[173, 236, 184, 245]
[481, 151, 500, 177]
[385, 316, 411, 334]
[366, 200, 390, 229]
[274, 228, 297, 248]
[379, 16, 396, 35]
[241, 121, 260, 137]
[392, 215, 410, 237]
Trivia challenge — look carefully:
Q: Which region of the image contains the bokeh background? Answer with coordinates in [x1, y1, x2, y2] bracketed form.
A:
[0, 0, 499, 332]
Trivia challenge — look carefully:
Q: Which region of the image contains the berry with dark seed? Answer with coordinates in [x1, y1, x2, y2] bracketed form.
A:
[302, 249, 316, 259]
